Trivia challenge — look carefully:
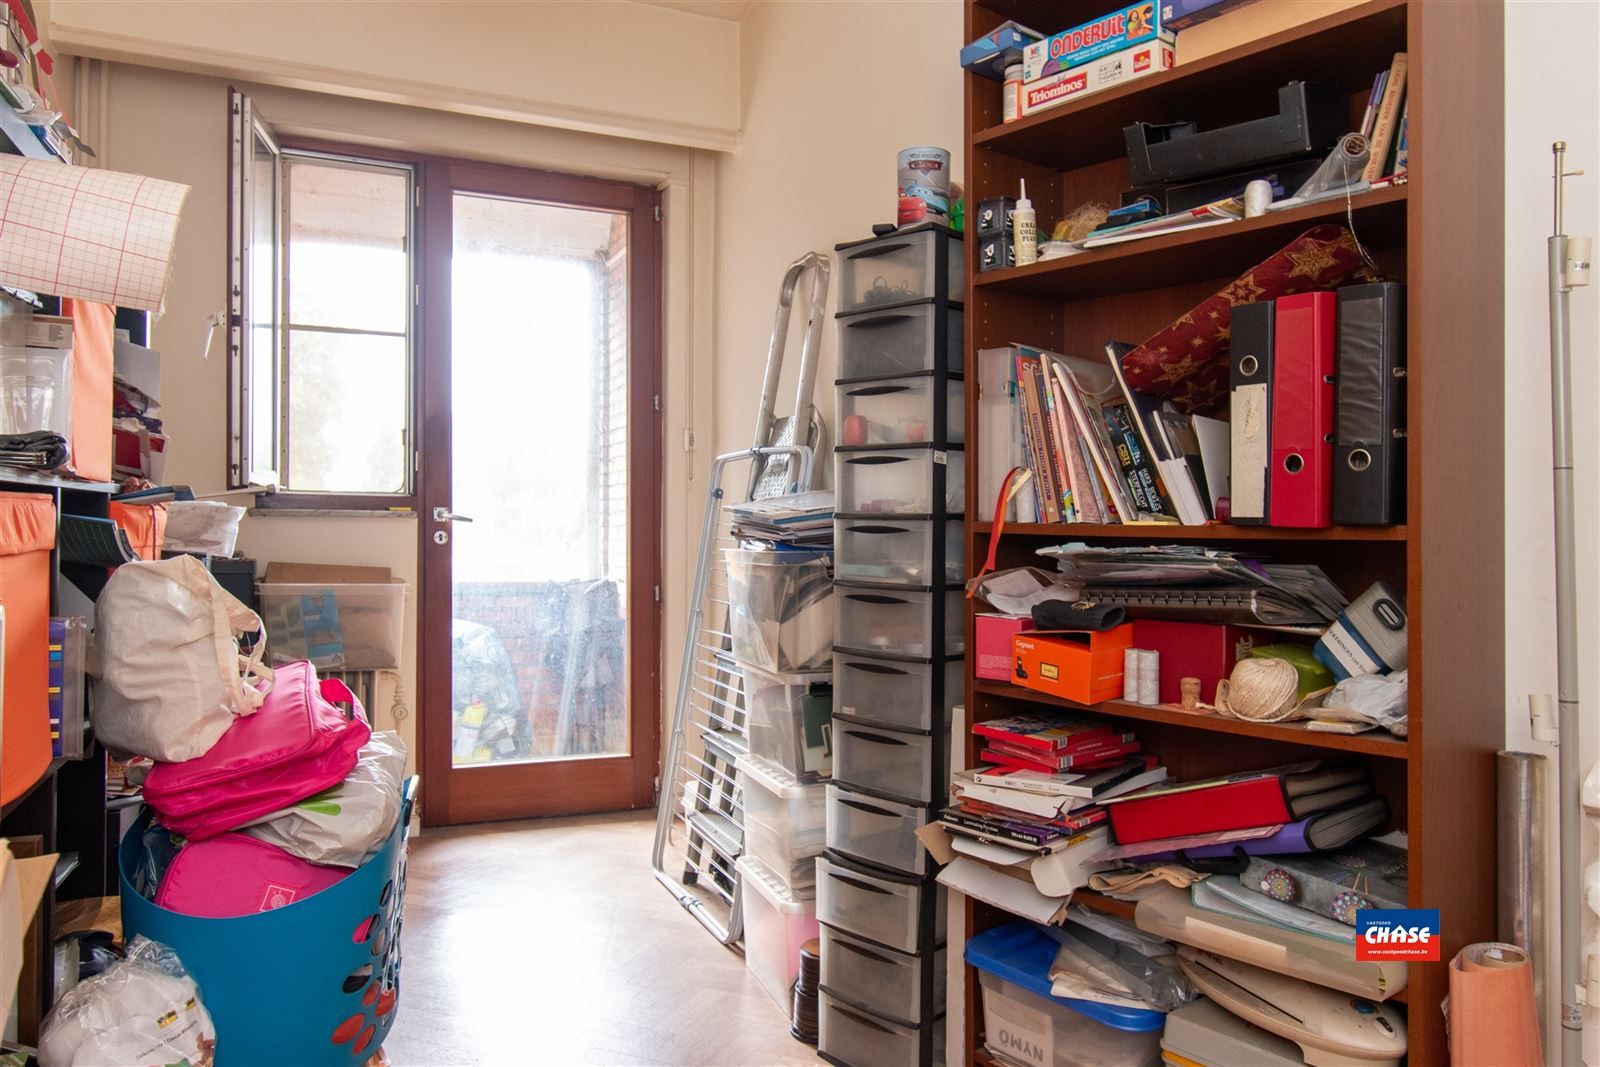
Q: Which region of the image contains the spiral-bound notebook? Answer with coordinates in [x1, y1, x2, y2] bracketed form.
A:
[1077, 585, 1328, 626]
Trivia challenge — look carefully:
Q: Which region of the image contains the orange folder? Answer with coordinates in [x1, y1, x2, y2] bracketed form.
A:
[108, 501, 168, 561]
[62, 299, 114, 483]
[0, 491, 56, 805]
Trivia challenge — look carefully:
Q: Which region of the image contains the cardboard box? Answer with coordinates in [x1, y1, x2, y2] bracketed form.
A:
[1175, 0, 1364, 65]
[1022, 36, 1176, 117]
[978, 234, 1016, 273]
[961, 19, 1044, 81]
[1012, 625, 1134, 705]
[1023, 0, 1163, 81]
[1131, 620, 1254, 705]
[975, 613, 1031, 679]
[1, 840, 58, 1031]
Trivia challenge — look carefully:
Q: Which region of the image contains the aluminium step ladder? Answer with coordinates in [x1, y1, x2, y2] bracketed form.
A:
[651, 252, 830, 945]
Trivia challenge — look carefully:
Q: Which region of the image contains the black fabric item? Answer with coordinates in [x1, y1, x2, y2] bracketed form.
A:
[1031, 598, 1127, 631]
[0, 430, 68, 470]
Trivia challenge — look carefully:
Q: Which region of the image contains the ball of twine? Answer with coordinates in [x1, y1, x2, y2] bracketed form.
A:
[1216, 657, 1302, 721]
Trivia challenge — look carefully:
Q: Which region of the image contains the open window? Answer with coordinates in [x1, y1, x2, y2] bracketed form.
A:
[227, 88, 417, 505]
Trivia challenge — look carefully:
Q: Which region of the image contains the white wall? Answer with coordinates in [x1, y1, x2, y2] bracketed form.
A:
[86, 62, 716, 780]
[1502, 1, 1600, 1056]
[712, 0, 965, 467]
[44, 0, 741, 150]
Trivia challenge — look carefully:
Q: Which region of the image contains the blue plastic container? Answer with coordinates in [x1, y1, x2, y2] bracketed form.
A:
[120, 780, 416, 1066]
[966, 920, 1166, 1066]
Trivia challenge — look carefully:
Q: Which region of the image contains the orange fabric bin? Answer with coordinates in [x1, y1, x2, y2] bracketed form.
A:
[0, 491, 56, 805]
[1012, 625, 1135, 705]
[109, 501, 168, 561]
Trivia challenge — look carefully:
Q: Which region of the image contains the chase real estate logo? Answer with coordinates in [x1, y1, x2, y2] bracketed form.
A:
[1356, 907, 1440, 961]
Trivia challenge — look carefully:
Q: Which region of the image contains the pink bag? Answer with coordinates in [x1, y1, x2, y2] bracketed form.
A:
[144, 660, 371, 841]
[156, 832, 353, 918]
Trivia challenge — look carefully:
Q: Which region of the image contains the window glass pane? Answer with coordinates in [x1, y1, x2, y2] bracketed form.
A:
[449, 195, 632, 763]
[286, 330, 408, 493]
[246, 129, 278, 481]
[287, 159, 408, 333]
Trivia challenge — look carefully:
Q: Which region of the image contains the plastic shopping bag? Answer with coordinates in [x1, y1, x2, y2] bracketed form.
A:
[241, 731, 408, 866]
[39, 936, 215, 1067]
[93, 556, 274, 762]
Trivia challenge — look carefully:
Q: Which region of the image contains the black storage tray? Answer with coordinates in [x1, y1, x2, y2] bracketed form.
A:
[1124, 81, 1349, 187]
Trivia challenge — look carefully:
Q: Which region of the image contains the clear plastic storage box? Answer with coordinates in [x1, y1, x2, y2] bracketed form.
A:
[258, 581, 408, 670]
[833, 652, 963, 733]
[739, 662, 833, 781]
[832, 719, 951, 805]
[835, 584, 965, 657]
[736, 754, 826, 895]
[821, 925, 947, 1026]
[825, 783, 934, 877]
[723, 547, 834, 673]
[835, 446, 965, 517]
[834, 518, 963, 586]
[835, 225, 963, 315]
[736, 854, 819, 1013]
[815, 853, 945, 955]
[837, 302, 964, 379]
[837, 375, 966, 447]
[818, 992, 945, 1067]
[966, 920, 1168, 1067]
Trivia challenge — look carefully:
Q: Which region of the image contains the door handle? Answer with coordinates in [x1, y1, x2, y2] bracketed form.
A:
[432, 507, 474, 523]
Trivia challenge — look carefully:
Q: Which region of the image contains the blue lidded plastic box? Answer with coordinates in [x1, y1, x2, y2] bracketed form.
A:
[960, 19, 1044, 81]
[966, 920, 1166, 1067]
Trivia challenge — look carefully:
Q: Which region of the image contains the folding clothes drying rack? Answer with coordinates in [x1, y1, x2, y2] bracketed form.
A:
[651, 253, 830, 945]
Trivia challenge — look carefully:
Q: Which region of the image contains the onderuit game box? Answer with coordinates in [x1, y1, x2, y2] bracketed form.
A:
[1022, 35, 1176, 117]
[1022, 0, 1164, 81]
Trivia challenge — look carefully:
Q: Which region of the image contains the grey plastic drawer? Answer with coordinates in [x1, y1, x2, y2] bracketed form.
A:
[833, 652, 962, 733]
[818, 992, 945, 1067]
[834, 518, 963, 586]
[832, 719, 950, 805]
[815, 853, 945, 954]
[826, 784, 932, 876]
[835, 446, 965, 517]
[837, 375, 965, 446]
[835, 584, 964, 657]
[821, 925, 947, 1026]
[837, 301, 963, 379]
[835, 226, 962, 315]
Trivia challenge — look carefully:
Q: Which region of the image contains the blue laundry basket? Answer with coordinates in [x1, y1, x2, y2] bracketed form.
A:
[120, 778, 417, 1066]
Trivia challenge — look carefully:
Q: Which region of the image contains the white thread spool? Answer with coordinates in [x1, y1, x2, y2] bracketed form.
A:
[1137, 649, 1160, 705]
[1244, 179, 1273, 218]
[1124, 648, 1142, 702]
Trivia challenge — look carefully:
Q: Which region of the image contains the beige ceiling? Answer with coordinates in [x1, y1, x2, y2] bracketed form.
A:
[633, 0, 753, 21]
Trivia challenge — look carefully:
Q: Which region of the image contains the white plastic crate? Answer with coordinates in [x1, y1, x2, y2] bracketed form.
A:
[739, 661, 832, 781]
[736, 854, 819, 1014]
[723, 548, 833, 673]
[735, 754, 826, 895]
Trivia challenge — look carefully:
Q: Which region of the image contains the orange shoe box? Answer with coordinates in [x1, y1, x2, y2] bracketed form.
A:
[1012, 624, 1134, 705]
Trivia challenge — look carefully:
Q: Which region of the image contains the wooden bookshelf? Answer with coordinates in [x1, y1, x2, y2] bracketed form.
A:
[959, 2, 1505, 1064]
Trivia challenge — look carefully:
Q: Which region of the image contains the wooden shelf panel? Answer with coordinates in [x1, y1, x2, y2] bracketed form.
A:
[972, 680, 1410, 759]
[973, 185, 1407, 302]
[975, 520, 1408, 542]
[971, 0, 1408, 171]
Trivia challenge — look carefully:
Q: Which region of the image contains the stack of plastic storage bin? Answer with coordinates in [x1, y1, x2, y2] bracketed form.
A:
[818, 223, 963, 1067]
[724, 546, 834, 1015]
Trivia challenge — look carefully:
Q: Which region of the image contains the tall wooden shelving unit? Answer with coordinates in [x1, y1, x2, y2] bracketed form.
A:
[959, 2, 1504, 1063]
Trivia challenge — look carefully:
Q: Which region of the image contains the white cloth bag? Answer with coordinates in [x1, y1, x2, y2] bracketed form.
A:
[94, 555, 274, 762]
[242, 731, 408, 866]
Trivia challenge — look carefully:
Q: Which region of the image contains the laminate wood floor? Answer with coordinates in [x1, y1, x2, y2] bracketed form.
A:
[383, 810, 822, 1066]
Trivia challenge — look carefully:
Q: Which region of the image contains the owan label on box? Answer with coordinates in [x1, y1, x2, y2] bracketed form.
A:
[1355, 908, 1442, 961]
[1021, 36, 1176, 117]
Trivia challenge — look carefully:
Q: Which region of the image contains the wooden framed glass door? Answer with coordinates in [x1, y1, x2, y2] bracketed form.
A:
[417, 160, 662, 825]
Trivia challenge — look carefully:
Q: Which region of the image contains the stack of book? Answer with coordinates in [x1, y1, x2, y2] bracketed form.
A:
[937, 716, 1169, 895]
[1095, 761, 1387, 870]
